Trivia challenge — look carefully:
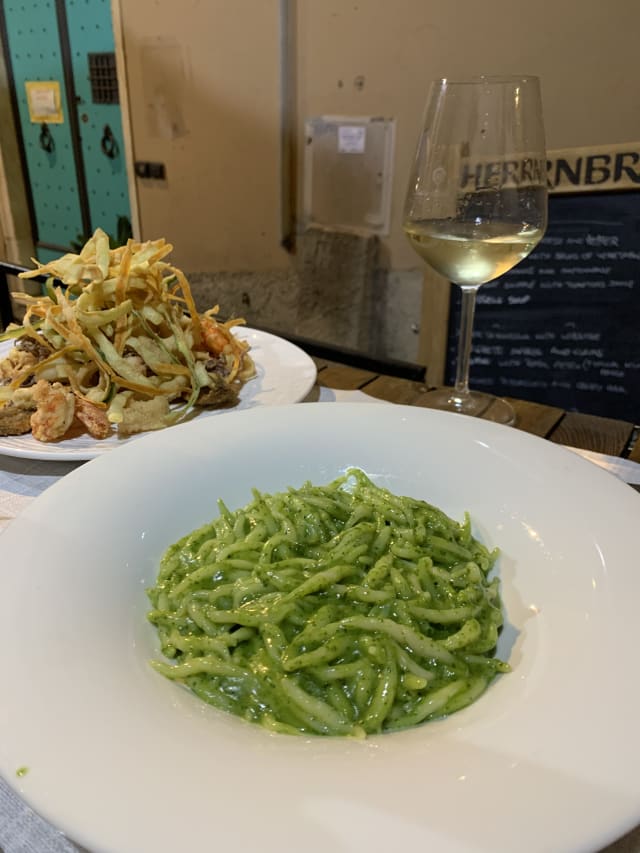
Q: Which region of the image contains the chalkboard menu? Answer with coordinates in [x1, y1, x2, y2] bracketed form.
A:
[446, 190, 640, 421]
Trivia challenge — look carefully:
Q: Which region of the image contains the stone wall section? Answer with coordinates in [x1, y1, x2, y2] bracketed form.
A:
[188, 227, 422, 364]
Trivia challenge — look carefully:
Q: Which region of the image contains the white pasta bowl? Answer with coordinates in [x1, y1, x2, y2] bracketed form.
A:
[0, 402, 638, 853]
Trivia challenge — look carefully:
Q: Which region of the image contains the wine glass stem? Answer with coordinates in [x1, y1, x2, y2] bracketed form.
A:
[453, 285, 480, 399]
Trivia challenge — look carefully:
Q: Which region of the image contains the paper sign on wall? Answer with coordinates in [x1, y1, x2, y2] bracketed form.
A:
[338, 125, 366, 154]
[25, 81, 64, 123]
[304, 115, 395, 235]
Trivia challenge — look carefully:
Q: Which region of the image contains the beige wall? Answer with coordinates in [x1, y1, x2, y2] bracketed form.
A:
[0, 44, 34, 266]
[298, 0, 640, 269]
[116, 0, 288, 272]
[117, 0, 640, 272]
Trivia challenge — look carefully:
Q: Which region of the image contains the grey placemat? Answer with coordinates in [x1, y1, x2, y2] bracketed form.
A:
[1, 457, 85, 852]
[0, 776, 84, 853]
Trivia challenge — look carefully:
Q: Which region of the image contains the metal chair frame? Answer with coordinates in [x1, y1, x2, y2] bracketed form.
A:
[0, 261, 47, 330]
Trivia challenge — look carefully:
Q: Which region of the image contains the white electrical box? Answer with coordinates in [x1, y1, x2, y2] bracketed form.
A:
[303, 116, 395, 235]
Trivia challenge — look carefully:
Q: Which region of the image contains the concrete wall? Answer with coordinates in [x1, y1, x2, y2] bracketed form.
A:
[116, 0, 640, 364]
[296, 0, 640, 269]
[118, 0, 640, 272]
[116, 0, 289, 273]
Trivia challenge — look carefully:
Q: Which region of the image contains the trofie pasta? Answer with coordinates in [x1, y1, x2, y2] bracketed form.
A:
[147, 469, 509, 737]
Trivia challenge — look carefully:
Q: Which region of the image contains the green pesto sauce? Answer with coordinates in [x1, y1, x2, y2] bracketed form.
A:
[147, 469, 509, 736]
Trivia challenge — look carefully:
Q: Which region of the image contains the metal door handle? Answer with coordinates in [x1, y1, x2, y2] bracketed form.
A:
[39, 123, 54, 153]
[101, 124, 118, 159]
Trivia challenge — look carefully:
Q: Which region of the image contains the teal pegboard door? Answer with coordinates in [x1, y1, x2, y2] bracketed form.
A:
[2, 0, 85, 254]
[1, 0, 131, 259]
[64, 0, 131, 244]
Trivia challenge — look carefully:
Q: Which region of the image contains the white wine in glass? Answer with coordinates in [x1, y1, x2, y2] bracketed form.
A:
[404, 75, 548, 425]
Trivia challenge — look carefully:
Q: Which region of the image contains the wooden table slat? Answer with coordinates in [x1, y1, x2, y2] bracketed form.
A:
[547, 411, 634, 456]
[506, 397, 565, 438]
[362, 374, 429, 405]
[627, 429, 640, 463]
[317, 362, 378, 390]
[310, 357, 638, 464]
[311, 355, 331, 372]
[365, 380, 569, 443]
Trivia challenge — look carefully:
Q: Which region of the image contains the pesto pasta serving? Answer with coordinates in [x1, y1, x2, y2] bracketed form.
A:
[147, 469, 509, 736]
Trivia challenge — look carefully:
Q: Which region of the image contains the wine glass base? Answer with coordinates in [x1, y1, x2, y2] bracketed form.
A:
[420, 388, 516, 426]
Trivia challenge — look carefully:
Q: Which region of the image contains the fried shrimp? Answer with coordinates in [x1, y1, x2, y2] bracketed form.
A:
[30, 380, 75, 442]
[74, 398, 112, 440]
[201, 316, 232, 356]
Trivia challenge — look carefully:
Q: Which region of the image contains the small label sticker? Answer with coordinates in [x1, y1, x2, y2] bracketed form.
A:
[338, 125, 366, 154]
[25, 81, 64, 123]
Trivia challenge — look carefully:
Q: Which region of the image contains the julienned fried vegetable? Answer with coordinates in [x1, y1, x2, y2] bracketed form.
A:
[0, 229, 254, 441]
[147, 469, 509, 737]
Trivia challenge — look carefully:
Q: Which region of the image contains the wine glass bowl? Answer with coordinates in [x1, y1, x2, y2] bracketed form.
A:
[404, 75, 548, 424]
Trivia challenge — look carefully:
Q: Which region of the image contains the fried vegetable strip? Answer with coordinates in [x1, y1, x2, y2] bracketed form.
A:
[0, 229, 255, 441]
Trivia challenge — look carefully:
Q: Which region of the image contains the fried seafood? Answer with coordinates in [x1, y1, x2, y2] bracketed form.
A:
[0, 346, 41, 383]
[30, 381, 75, 442]
[0, 229, 255, 442]
[74, 398, 112, 440]
[0, 387, 36, 436]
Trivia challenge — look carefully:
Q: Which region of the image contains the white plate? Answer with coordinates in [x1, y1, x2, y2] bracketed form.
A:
[0, 327, 316, 460]
[1, 404, 639, 853]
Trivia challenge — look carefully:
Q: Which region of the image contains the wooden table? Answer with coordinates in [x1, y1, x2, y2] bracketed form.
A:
[310, 356, 640, 461]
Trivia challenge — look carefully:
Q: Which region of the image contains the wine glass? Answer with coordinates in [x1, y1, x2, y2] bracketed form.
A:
[404, 75, 548, 425]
